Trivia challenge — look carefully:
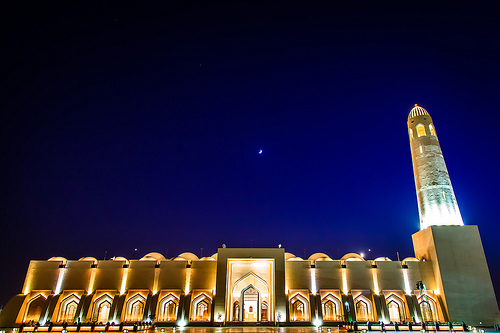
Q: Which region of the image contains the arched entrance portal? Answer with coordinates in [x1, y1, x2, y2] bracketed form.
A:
[242, 285, 259, 322]
[226, 260, 275, 323]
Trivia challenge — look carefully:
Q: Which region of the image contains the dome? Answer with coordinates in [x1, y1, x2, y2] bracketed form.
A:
[308, 253, 332, 262]
[341, 253, 365, 261]
[140, 252, 166, 262]
[408, 104, 429, 120]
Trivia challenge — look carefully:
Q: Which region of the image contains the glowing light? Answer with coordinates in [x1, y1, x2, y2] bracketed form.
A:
[54, 268, 66, 295]
[360, 252, 364, 258]
[120, 267, 129, 295]
[313, 317, 322, 328]
[402, 269, 412, 295]
[177, 320, 186, 327]
[434, 288, 440, 295]
[372, 269, 380, 295]
[87, 268, 97, 295]
[184, 268, 191, 295]
[310, 268, 317, 295]
[23, 272, 33, 295]
[342, 268, 348, 295]
[258, 149, 263, 154]
[421, 200, 464, 230]
[152, 266, 160, 295]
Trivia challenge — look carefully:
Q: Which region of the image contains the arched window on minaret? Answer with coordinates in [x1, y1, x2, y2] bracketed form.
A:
[416, 124, 426, 137]
[408, 129, 413, 141]
[429, 124, 436, 136]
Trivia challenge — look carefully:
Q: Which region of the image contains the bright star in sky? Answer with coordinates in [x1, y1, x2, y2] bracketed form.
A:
[258, 149, 263, 154]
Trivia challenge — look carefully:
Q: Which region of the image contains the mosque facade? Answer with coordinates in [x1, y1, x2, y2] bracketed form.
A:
[0, 106, 499, 330]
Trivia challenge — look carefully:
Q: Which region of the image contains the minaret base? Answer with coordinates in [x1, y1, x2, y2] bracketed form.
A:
[412, 225, 500, 325]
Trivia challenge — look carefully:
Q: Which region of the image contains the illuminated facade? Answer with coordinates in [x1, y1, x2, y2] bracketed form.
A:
[0, 105, 499, 330]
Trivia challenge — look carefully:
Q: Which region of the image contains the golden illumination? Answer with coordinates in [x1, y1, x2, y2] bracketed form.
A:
[402, 269, 412, 295]
[87, 268, 97, 295]
[152, 266, 160, 295]
[310, 268, 317, 295]
[371, 269, 380, 295]
[54, 268, 66, 295]
[184, 268, 192, 295]
[341, 268, 348, 295]
[120, 267, 129, 295]
[416, 124, 426, 137]
[429, 124, 436, 136]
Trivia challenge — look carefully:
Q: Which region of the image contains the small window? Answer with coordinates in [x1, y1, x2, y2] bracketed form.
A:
[443, 192, 447, 200]
[419, 146, 423, 154]
[429, 124, 436, 136]
[416, 124, 426, 137]
[409, 129, 413, 141]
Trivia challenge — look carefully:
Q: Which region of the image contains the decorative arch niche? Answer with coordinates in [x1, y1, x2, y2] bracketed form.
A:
[24, 294, 47, 323]
[190, 293, 211, 322]
[58, 294, 80, 322]
[91, 294, 113, 323]
[157, 293, 179, 322]
[418, 294, 438, 322]
[385, 293, 406, 323]
[289, 292, 310, 322]
[354, 294, 373, 322]
[125, 293, 146, 322]
[321, 293, 342, 321]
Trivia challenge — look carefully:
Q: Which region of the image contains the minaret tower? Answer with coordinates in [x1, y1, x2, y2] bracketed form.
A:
[407, 104, 463, 229]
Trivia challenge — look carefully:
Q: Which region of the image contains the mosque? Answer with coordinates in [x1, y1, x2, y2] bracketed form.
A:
[0, 105, 499, 330]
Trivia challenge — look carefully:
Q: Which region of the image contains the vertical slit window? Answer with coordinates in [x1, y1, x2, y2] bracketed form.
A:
[429, 124, 436, 136]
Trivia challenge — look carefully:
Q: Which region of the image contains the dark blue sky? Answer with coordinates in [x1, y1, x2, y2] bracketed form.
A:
[2, 1, 499, 306]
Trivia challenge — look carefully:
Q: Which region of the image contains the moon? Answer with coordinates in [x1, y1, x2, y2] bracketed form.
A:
[258, 149, 263, 154]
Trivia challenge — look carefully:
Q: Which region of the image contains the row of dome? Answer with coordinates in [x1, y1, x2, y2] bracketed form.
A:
[47, 252, 420, 265]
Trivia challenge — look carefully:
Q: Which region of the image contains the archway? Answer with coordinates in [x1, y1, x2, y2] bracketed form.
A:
[242, 285, 259, 322]
[354, 294, 373, 322]
[289, 293, 310, 322]
[386, 294, 406, 323]
[92, 294, 113, 323]
[157, 294, 179, 322]
[125, 294, 146, 322]
[228, 270, 271, 322]
[24, 294, 46, 323]
[322, 293, 342, 321]
[58, 294, 80, 322]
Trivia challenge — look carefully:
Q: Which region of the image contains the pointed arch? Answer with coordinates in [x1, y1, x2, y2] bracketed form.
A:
[321, 293, 342, 321]
[232, 301, 240, 322]
[190, 293, 211, 322]
[157, 293, 179, 322]
[92, 294, 113, 323]
[261, 301, 268, 321]
[58, 294, 80, 322]
[385, 293, 405, 323]
[289, 293, 310, 322]
[24, 294, 47, 323]
[232, 272, 269, 294]
[418, 294, 438, 322]
[354, 294, 373, 322]
[125, 293, 146, 322]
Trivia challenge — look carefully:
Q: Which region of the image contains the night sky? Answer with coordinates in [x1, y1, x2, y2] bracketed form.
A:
[2, 2, 500, 307]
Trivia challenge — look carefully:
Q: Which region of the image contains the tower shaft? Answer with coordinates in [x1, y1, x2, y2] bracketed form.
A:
[407, 105, 463, 230]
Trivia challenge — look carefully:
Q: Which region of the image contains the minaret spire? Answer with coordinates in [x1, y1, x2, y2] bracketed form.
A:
[407, 105, 464, 229]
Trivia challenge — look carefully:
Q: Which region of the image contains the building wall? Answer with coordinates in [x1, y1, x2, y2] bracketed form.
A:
[413, 225, 500, 325]
[0, 249, 452, 328]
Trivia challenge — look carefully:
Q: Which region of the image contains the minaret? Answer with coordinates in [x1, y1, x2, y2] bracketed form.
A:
[407, 104, 464, 230]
